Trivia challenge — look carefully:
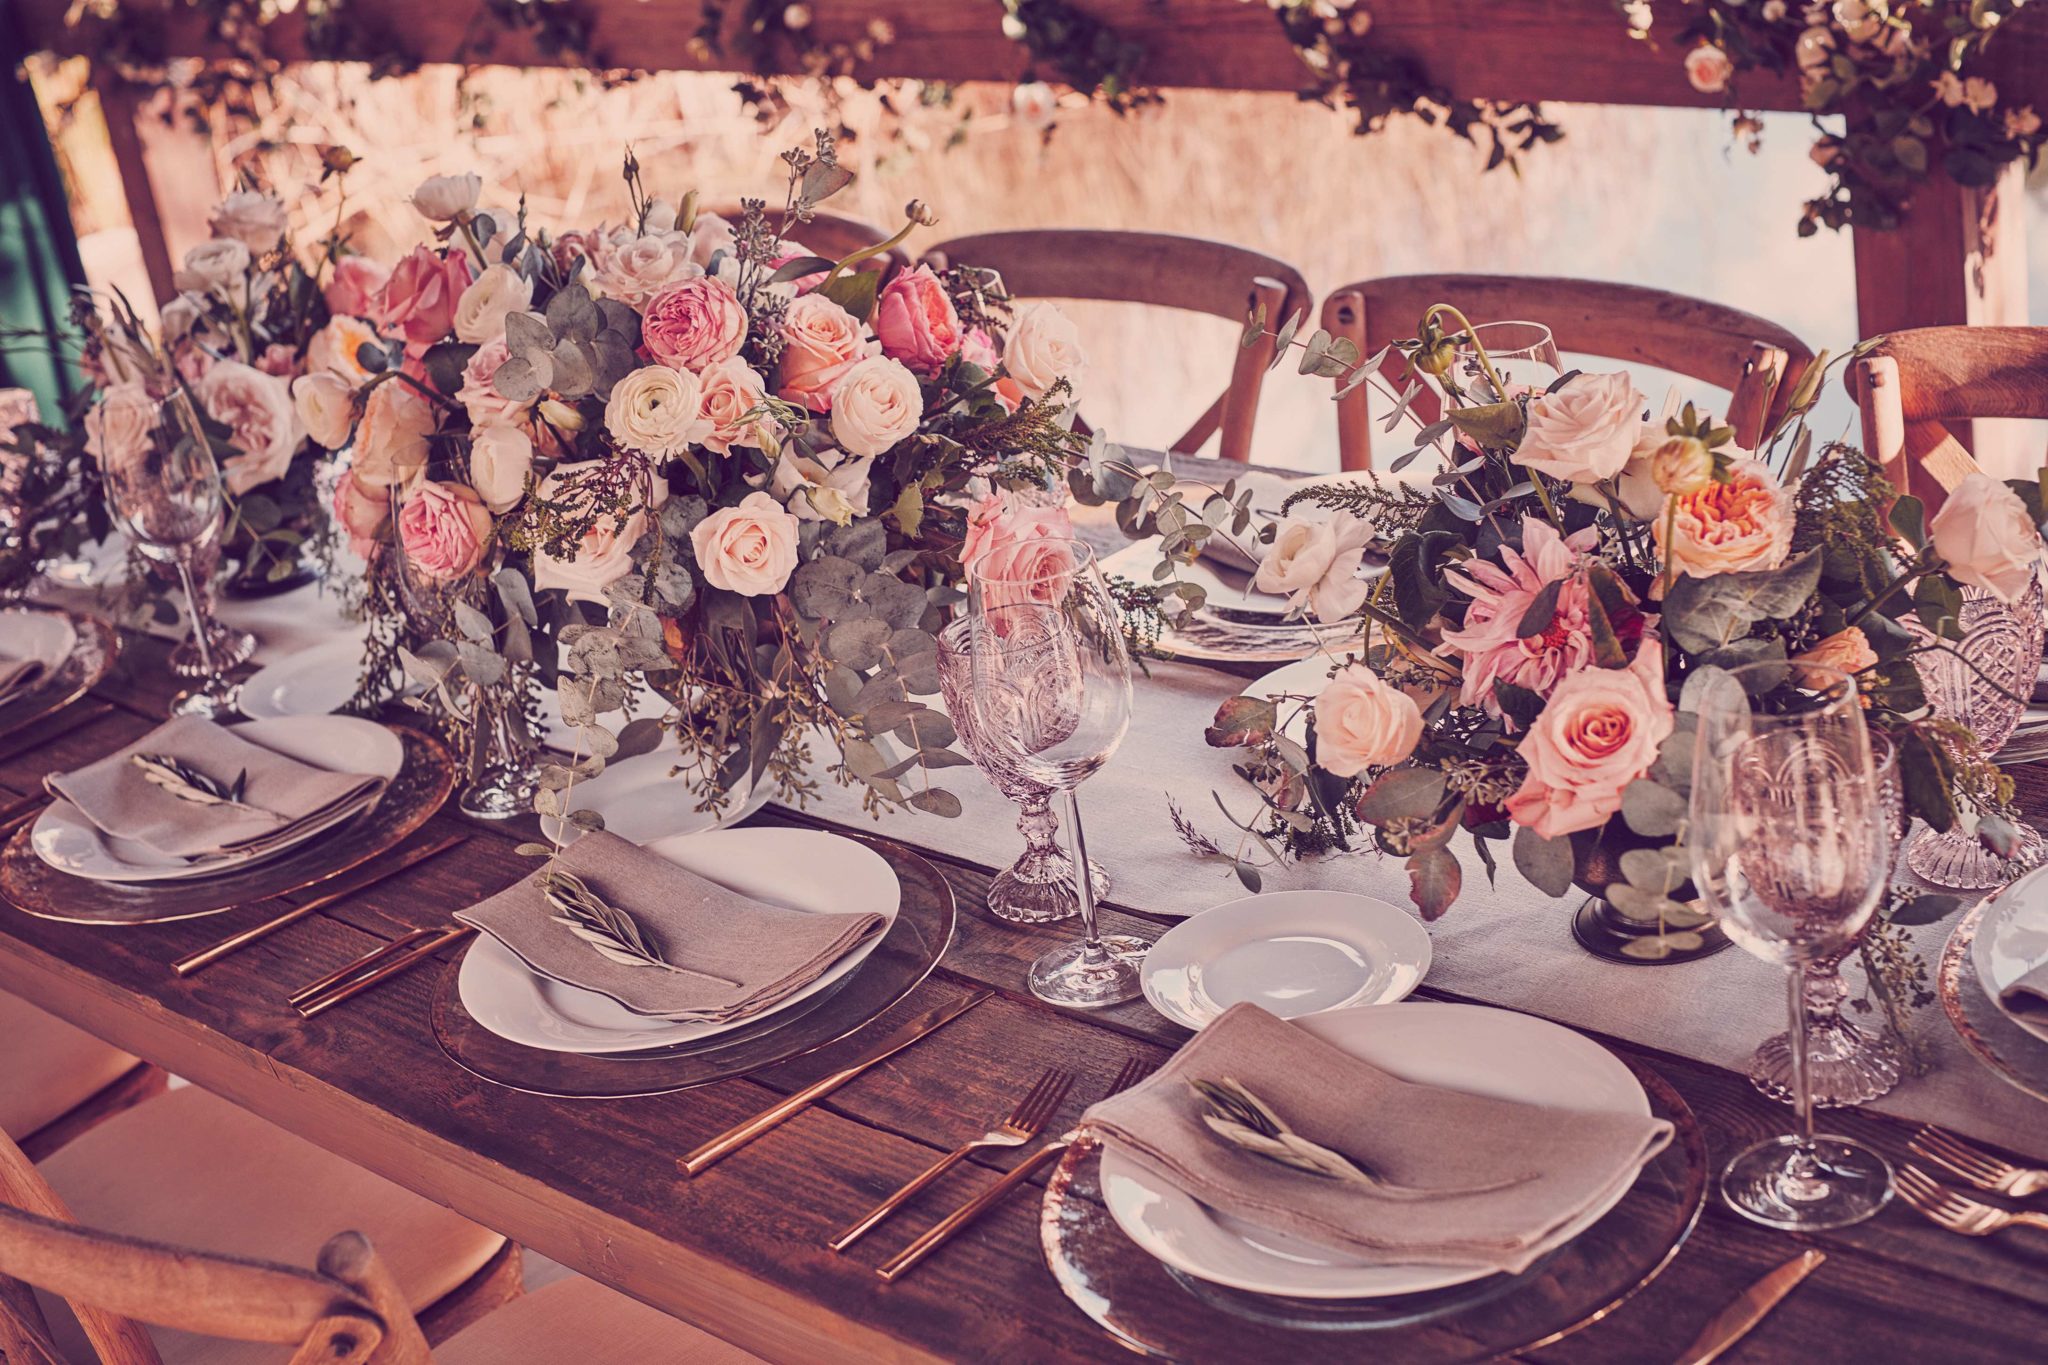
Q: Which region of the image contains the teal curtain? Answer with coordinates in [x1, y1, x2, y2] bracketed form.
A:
[0, 7, 87, 420]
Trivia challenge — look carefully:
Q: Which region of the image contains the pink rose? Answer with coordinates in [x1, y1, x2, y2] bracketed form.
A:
[456, 337, 526, 426]
[331, 469, 389, 559]
[200, 361, 301, 496]
[873, 265, 962, 376]
[373, 245, 473, 355]
[642, 275, 748, 373]
[1506, 638, 1676, 840]
[775, 293, 879, 413]
[1312, 663, 1424, 778]
[960, 327, 1001, 375]
[962, 491, 1078, 619]
[530, 459, 659, 604]
[690, 490, 800, 597]
[324, 255, 390, 318]
[398, 480, 492, 583]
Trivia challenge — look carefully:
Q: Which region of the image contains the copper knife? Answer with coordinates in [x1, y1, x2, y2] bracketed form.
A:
[1673, 1249, 1825, 1365]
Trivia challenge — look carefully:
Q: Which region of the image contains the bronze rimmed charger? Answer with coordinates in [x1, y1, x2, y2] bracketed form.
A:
[1938, 896, 2048, 1105]
[0, 607, 119, 742]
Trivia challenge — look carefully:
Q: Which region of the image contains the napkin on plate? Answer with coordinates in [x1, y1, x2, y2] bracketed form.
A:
[45, 715, 385, 861]
[455, 830, 889, 1024]
[1084, 1002, 1674, 1276]
[0, 655, 45, 707]
[1999, 963, 2048, 1026]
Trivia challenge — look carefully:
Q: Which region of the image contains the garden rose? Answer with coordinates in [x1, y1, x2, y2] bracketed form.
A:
[604, 364, 709, 458]
[374, 245, 473, 354]
[207, 190, 289, 253]
[331, 469, 388, 559]
[1655, 456, 1794, 580]
[1684, 43, 1734, 94]
[829, 356, 923, 457]
[1929, 472, 2045, 603]
[697, 357, 774, 455]
[771, 447, 873, 525]
[324, 256, 390, 318]
[308, 315, 385, 383]
[350, 382, 436, 493]
[960, 490, 1075, 582]
[83, 383, 155, 470]
[200, 361, 300, 495]
[530, 460, 659, 604]
[409, 172, 482, 222]
[1253, 510, 1375, 622]
[1794, 626, 1879, 687]
[1514, 371, 1647, 484]
[453, 263, 534, 345]
[1312, 662, 1424, 778]
[173, 238, 251, 295]
[292, 372, 355, 450]
[1506, 638, 1675, 839]
[456, 338, 526, 426]
[1003, 303, 1086, 402]
[776, 293, 878, 411]
[690, 490, 799, 597]
[586, 230, 700, 310]
[398, 481, 491, 583]
[874, 265, 962, 376]
[468, 425, 534, 514]
[643, 276, 748, 373]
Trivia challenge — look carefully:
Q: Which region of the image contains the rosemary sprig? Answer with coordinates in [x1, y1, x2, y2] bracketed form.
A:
[541, 869, 741, 985]
[1191, 1078, 1382, 1188]
[132, 754, 250, 807]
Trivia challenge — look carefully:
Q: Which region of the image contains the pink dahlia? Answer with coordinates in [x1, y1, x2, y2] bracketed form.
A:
[1438, 516, 1601, 717]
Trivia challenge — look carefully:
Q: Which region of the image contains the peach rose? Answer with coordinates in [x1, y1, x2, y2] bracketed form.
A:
[453, 263, 533, 345]
[1929, 472, 2045, 604]
[1312, 662, 1424, 778]
[530, 460, 657, 605]
[1794, 626, 1878, 687]
[1506, 638, 1675, 839]
[1514, 371, 1648, 484]
[83, 383, 155, 470]
[293, 371, 355, 450]
[351, 382, 436, 493]
[331, 469, 389, 559]
[456, 337, 526, 426]
[200, 360, 301, 495]
[776, 293, 879, 413]
[1003, 303, 1085, 402]
[960, 490, 1075, 584]
[873, 265, 962, 376]
[829, 356, 924, 457]
[398, 480, 492, 583]
[697, 357, 773, 455]
[373, 245, 473, 354]
[642, 276, 748, 373]
[689, 490, 800, 597]
[1655, 456, 1793, 580]
[308, 315, 385, 383]
[963, 492, 1079, 619]
[1253, 511, 1375, 622]
[324, 256, 390, 318]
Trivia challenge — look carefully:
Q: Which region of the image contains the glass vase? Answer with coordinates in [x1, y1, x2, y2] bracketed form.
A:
[458, 664, 542, 821]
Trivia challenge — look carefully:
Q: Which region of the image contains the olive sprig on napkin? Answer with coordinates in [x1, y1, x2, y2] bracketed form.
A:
[131, 753, 252, 808]
[540, 867, 742, 986]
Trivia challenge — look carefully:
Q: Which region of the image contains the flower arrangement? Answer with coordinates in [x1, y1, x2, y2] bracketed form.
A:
[305, 134, 1090, 824]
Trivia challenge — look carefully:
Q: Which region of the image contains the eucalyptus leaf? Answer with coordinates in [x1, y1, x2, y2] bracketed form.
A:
[1512, 824, 1576, 897]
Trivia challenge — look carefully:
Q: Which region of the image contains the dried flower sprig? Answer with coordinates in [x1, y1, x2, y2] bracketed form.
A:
[542, 868, 742, 985]
[132, 754, 250, 807]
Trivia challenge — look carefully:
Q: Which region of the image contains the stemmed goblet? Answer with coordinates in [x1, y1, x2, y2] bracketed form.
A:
[1452, 321, 1563, 391]
[966, 537, 1152, 1007]
[1690, 662, 1894, 1229]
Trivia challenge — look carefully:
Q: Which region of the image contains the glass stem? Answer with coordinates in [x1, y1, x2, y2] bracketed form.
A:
[173, 550, 219, 681]
[1063, 789, 1105, 957]
[1788, 966, 1819, 1172]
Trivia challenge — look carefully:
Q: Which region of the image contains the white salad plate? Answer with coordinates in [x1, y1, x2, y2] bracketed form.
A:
[457, 827, 900, 1054]
[236, 634, 372, 720]
[1240, 655, 1351, 743]
[1972, 863, 2048, 1046]
[537, 749, 770, 846]
[30, 716, 403, 883]
[1100, 1002, 1650, 1300]
[1142, 890, 1431, 1031]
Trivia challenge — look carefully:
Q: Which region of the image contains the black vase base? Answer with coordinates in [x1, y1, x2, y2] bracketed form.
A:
[224, 562, 319, 600]
[1571, 896, 1732, 966]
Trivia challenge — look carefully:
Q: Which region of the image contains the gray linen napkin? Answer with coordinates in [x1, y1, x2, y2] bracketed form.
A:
[1084, 1002, 1674, 1276]
[0, 656, 44, 706]
[455, 830, 888, 1023]
[45, 715, 384, 860]
[1999, 963, 2048, 1025]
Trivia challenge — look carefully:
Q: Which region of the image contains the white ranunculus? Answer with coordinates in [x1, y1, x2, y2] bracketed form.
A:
[292, 371, 356, 449]
[453, 264, 534, 345]
[468, 425, 534, 514]
[1930, 472, 2046, 604]
[410, 172, 483, 222]
[690, 490, 800, 597]
[207, 189, 290, 253]
[828, 356, 923, 457]
[771, 447, 873, 525]
[173, 238, 251, 295]
[605, 364, 710, 458]
[1003, 302, 1086, 402]
[1513, 371, 1648, 484]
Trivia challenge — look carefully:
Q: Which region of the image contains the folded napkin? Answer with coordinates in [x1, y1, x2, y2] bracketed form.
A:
[2000, 963, 2048, 1026]
[1084, 1003, 1674, 1277]
[45, 715, 385, 861]
[455, 830, 889, 1024]
[0, 655, 44, 706]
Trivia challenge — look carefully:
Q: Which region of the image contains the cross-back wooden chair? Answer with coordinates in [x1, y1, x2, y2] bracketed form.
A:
[919, 229, 1313, 463]
[1, 991, 165, 1162]
[1321, 274, 1815, 470]
[1851, 326, 2048, 514]
[705, 204, 906, 277]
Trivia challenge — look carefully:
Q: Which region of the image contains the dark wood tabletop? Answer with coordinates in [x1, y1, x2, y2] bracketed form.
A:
[3, 627, 2048, 1364]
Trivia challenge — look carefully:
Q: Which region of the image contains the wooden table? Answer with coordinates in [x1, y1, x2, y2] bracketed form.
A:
[5, 632, 2048, 1364]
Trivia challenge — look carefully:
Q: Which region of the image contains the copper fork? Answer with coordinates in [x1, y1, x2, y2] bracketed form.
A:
[1898, 1165, 2048, 1237]
[1910, 1125, 2048, 1198]
[831, 1067, 1075, 1252]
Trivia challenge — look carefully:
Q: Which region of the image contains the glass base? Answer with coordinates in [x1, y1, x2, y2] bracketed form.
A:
[168, 686, 238, 720]
[1907, 820, 2048, 890]
[458, 762, 540, 820]
[1719, 1134, 1893, 1231]
[1748, 1017, 1902, 1108]
[988, 849, 1109, 925]
[171, 625, 256, 677]
[1028, 934, 1153, 1009]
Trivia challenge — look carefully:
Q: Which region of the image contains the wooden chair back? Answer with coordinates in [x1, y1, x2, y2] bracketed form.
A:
[1321, 274, 1815, 470]
[706, 205, 906, 277]
[0, 1124, 431, 1364]
[1850, 326, 2048, 512]
[920, 229, 1314, 463]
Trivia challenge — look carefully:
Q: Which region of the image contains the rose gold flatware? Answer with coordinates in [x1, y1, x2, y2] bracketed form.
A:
[1910, 1124, 2048, 1198]
[875, 1056, 1149, 1283]
[678, 990, 993, 1179]
[831, 1066, 1074, 1252]
[172, 832, 468, 977]
[293, 924, 476, 1020]
[0, 790, 45, 830]
[1671, 1249, 1824, 1365]
[0, 700, 114, 768]
[1899, 1164, 2048, 1237]
[0, 796, 51, 841]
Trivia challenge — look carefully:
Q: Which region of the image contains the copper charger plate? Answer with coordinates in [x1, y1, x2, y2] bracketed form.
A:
[1938, 895, 2048, 1105]
[0, 608, 119, 739]
[0, 725, 456, 925]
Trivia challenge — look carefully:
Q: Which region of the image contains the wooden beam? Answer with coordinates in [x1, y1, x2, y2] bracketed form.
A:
[88, 73, 176, 306]
[86, 76, 221, 307]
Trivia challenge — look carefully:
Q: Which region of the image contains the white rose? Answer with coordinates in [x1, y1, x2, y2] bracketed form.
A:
[1930, 472, 2046, 604]
[1684, 43, 1734, 95]
[771, 447, 873, 525]
[829, 356, 923, 457]
[292, 371, 356, 449]
[586, 229, 701, 310]
[1312, 662, 1424, 778]
[604, 364, 710, 458]
[173, 238, 251, 294]
[207, 189, 289, 253]
[698, 356, 773, 455]
[530, 459, 653, 605]
[410, 172, 483, 222]
[83, 383, 156, 470]
[453, 264, 534, 345]
[1514, 371, 1648, 484]
[690, 490, 800, 597]
[1252, 510, 1375, 622]
[1003, 302, 1086, 402]
[158, 295, 203, 345]
[201, 361, 301, 495]
[685, 210, 737, 270]
[1011, 80, 1060, 131]
[468, 425, 534, 514]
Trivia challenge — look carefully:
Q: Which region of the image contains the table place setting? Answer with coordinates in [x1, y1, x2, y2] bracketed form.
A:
[0, 605, 118, 743]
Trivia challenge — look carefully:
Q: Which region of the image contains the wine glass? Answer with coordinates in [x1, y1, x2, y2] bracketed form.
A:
[966, 537, 1152, 1007]
[101, 388, 239, 718]
[1690, 662, 1894, 1229]
[1452, 320, 1562, 394]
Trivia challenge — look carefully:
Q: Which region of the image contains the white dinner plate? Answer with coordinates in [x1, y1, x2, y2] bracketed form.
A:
[1101, 541, 1293, 618]
[1101, 1002, 1650, 1300]
[0, 609, 79, 679]
[30, 716, 404, 883]
[236, 634, 372, 720]
[1142, 890, 1431, 1030]
[457, 827, 900, 1054]
[1240, 655, 1352, 744]
[1973, 862, 2048, 1046]
[537, 749, 769, 846]
[536, 675, 666, 752]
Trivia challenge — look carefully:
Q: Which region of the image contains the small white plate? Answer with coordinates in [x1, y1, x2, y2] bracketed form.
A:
[457, 827, 899, 1054]
[1142, 890, 1431, 1030]
[0, 609, 79, 678]
[31, 716, 403, 883]
[1240, 655, 1350, 745]
[237, 634, 371, 720]
[1101, 1002, 1649, 1300]
[537, 749, 769, 846]
[1975, 863, 2048, 1046]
